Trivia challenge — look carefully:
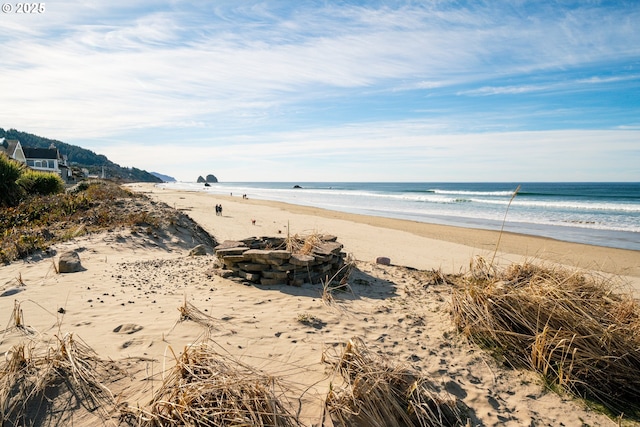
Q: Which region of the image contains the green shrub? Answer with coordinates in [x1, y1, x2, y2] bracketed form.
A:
[0, 153, 25, 207]
[16, 170, 65, 196]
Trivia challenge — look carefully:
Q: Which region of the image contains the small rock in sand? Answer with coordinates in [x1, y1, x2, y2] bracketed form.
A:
[376, 256, 391, 265]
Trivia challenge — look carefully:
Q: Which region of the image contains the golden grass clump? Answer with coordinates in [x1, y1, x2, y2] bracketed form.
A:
[451, 257, 640, 416]
[125, 342, 302, 426]
[0, 333, 122, 426]
[9, 300, 25, 330]
[284, 231, 323, 255]
[323, 337, 465, 427]
[177, 298, 219, 329]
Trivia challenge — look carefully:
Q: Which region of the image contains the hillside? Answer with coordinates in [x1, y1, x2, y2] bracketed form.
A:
[0, 128, 161, 183]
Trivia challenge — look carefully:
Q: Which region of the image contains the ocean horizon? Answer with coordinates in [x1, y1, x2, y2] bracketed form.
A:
[162, 181, 640, 251]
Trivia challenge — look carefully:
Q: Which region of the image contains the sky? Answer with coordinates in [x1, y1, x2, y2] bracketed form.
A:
[1, 0, 639, 182]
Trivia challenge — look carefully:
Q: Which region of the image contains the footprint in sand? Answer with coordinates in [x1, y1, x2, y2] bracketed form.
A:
[0, 287, 24, 297]
[113, 323, 144, 334]
[121, 338, 144, 349]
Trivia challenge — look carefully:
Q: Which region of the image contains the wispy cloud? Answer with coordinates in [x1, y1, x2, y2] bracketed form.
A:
[94, 123, 640, 182]
[1, 1, 639, 180]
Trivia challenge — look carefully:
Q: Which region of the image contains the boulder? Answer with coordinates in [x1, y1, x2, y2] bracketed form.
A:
[59, 251, 83, 273]
[197, 176, 205, 183]
[206, 174, 218, 183]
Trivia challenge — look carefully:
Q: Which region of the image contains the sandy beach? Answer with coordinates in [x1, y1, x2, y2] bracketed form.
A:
[1, 182, 639, 426]
[144, 184, 640, 279]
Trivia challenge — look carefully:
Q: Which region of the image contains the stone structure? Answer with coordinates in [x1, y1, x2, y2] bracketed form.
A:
[213, 235, 347, 286]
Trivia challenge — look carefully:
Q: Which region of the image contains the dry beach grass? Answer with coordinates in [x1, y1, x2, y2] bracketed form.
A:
[1, 181, 639, 426]
[452, 258, 640, 418]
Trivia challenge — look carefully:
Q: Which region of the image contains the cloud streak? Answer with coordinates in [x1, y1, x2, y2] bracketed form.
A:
[1, 1, 639, 181]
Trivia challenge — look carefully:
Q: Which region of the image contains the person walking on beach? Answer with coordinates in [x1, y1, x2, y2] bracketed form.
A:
[215, 204, 220, 216]
[218, 204, 223, 216]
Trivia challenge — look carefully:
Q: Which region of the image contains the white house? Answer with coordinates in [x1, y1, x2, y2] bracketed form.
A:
[23, 146, 61, 174]
[2, 139, 73, 182]
[0, 138, 26, 163]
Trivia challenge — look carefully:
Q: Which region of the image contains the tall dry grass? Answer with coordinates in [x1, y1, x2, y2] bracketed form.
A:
[451, 257, 640, 416]
[123, 341, 302, 426]
[323, 337, 466, 427]
[0, 333, 122, 426]
[177, 298, 219, 329]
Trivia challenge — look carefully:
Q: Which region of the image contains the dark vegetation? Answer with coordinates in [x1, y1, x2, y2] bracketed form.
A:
[0, 179, 160, 264]
[1, 127, 161, 183]
[1, 153, 65, 207]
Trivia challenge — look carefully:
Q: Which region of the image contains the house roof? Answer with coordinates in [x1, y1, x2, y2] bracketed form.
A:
[0, 139, 21, 157]
[23, 147, 58, 159]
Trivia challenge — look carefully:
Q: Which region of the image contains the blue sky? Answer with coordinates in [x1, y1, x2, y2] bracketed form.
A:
[1, 0, 639, 182]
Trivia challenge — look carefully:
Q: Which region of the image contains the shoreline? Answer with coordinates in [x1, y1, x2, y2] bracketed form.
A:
[164, 181, 640, 251]
[134, 183, 640, 279]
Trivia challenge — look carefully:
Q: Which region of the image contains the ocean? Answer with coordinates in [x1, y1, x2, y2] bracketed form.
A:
[162, 182, 640, 251]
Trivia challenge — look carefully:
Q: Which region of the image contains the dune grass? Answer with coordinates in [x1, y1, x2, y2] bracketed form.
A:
[0, 333, 123, 426]
[451, 257, 640, 418]
[323, 337, 466, 427]
[122, 341, 302, 427]
[0, 180, 163, 263]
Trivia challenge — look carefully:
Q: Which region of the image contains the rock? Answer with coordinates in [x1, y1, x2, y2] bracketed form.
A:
[189, 244, 207, 256]
[206, 174, 218, 183]
[238, 262, 271, 272]
[238, 271, 261, 282]
[267, 250, 292, 261]
[197, 176, 205, 183]
[376, 256, 391, 265]
[262, 270, 289, 280]
[58, 251, 83, 273]
[215, 240, 248, 252]
[290, 254, 315, 266]
[242, 249, 273, 260]
[221, 255, 248, 265]
[293, 185, 303, 189]
[314, 241, 343, 255]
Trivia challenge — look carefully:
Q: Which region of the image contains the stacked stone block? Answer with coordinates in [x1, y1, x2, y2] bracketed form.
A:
[214, 235, 346, 286]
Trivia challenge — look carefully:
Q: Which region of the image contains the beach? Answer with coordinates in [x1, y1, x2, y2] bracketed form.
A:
[1, 182, 639, 426]
[151, 183, 640, 279]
